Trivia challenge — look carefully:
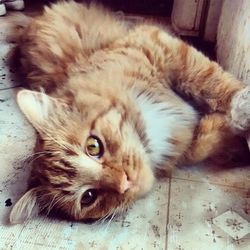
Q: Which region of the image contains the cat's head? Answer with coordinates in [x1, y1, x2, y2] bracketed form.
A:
[9, 89, 154, 224]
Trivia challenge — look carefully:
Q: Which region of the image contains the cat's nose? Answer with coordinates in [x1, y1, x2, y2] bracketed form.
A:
[118, 173, 132, 194]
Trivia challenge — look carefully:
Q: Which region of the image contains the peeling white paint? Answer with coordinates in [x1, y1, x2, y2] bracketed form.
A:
[217, 0, 250, 84]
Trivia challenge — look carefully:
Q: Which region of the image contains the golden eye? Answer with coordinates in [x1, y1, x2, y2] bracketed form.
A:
[85, 136, 104, 158]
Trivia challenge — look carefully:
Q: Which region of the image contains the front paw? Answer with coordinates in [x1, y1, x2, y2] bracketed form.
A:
[230, 86, 250, 132]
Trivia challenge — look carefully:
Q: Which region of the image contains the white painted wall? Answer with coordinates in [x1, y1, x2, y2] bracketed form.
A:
[217, 0, 250, 84]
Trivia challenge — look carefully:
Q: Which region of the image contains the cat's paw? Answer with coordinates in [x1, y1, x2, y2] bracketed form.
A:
[230, 86, 250, 132]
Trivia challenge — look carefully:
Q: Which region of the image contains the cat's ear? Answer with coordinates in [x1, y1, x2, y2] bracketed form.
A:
[17, 89, 61, 130]
[9, 188, 39, 224]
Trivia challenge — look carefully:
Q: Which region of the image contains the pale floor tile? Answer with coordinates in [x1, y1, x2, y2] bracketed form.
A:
[167, 178, 250, 250]
[10, 181, 168, 250]
[0, 42, 18, 90]
[0, 89, 35, 224]
[173, 163, 250, 189]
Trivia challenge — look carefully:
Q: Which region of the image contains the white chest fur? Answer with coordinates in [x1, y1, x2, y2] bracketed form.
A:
[134, 90, 198, 168]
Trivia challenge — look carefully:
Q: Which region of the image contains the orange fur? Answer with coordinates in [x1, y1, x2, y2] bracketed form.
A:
[9, 1, 250, 224]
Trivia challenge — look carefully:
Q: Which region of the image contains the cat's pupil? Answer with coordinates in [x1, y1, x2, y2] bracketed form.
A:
[81, 189, 97, 206]
[88, 143, 98, 153]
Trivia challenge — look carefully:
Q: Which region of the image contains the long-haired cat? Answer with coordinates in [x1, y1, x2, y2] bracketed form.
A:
[9, 0, 250, 224]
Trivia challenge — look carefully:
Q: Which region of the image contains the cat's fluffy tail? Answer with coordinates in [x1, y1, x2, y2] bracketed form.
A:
[8, 1, 127, 91]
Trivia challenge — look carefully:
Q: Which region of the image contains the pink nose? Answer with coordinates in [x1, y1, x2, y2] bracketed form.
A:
[118, 173, 132, 194]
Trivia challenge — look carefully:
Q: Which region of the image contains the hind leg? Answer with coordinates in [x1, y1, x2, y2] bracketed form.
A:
[184, 113, 249, 165]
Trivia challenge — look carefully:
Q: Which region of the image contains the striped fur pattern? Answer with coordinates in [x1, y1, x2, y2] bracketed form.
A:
[9, 1, 250, 224]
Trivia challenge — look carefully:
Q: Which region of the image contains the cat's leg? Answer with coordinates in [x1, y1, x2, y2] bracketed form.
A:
[156, 29, 247, 111]
[183, 113, 248, 164]
[166, 36, 250, 133]
[126, 25, 250, 132]
[160, 31, 250, 133]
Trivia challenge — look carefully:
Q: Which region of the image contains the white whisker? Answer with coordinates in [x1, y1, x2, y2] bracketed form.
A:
[103, 207, 118, 233]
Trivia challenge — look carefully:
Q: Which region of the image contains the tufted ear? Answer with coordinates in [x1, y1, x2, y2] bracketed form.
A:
[16, 89, 71, 135]
[17, 90, 58, 129]
[9, 188, 39, 224]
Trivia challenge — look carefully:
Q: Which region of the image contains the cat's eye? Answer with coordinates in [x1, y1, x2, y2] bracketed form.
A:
[81, 189, 98, 206]
[85, 135, 104, 158]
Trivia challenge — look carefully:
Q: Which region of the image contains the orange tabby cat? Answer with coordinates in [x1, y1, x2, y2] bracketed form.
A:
[9, 1, 250, 224]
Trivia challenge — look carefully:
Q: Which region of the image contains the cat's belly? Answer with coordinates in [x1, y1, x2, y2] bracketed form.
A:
[133, 88, 198, 169]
